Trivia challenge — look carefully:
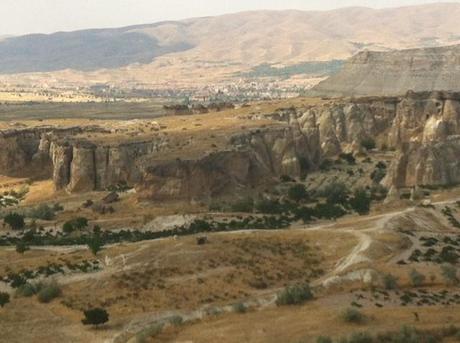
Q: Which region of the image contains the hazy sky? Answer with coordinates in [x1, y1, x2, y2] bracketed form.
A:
[1, 0, 459, 36]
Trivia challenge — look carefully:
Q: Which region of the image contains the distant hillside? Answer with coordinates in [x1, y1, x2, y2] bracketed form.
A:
[311, 44, 460, 97]
[0, 27, 193, 73]
[1, 3, 460, 82]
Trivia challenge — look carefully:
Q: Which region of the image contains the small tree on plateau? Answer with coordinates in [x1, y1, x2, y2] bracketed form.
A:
[0, 292, 10, 308]
[87, 236, 103, 256]
[82, 308, 109, 327]
[4, 213, 25, 231]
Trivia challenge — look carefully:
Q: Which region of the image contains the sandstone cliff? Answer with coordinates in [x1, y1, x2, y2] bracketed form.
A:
[1, 92, 459, 200]
[384, 92, 460, 189]
[312, 45, 460, 97]
[140, 127, 312, 201]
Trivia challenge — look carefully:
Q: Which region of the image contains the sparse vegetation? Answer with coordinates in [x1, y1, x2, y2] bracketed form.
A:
[4, 213, 25, 230]
[382, 273, 399, 290]
[341, 307, 366, 324]
[0, 292, 10, 307]
[37, 281, 62, 303]
[441, 263, 459, 285]
[276, 284, 313, 306]
[350, 188, 372, 215]
[232, 302, 248, 313]
[87, 235, 104, 256]
[361, 137, 376, 151]
[288, 184, 309, 202]
[136, 323, 164, 342]
[15, 241, 29, 254]
[81, 308, 109, 327]
[409, 268, 426, 287]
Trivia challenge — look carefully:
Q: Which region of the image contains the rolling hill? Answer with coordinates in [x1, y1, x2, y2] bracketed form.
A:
[1, 3, 460, 86]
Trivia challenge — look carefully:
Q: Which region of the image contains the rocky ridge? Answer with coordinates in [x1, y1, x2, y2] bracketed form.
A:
[0, 92, 459, 200]
[312, 44, 460, 97]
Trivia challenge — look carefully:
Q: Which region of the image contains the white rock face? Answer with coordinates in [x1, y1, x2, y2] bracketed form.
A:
[143, 215, 197, 232]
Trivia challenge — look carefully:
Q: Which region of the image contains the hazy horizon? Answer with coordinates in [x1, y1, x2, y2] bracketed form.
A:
[1, 0, 460, 36]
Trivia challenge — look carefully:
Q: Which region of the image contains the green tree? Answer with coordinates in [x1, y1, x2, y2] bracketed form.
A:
[4, 213, 25, 230]
[324, 182, 349, 205]
[15, 242, 30, 254]
[361, 137, 376, 150]
[341, 307, 366, 323]
[350, 188, 372, 215]
[73, 217, 88, 230]
[276, 284, 313, 306]
[230, 198, 254, 213]
[288, 184, 309, 203]
[0, 292, 10, 307]
[409, 269, 426, 287]
[87, 236, 103, 256]
[82, 308, 109, 326]
[382, 273, 399, 290]
[62, 221, 74, 234]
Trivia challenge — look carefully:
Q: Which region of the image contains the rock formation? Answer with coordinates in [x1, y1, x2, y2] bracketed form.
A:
[312, 44, 460, 97]
[1, 91, 459, 200]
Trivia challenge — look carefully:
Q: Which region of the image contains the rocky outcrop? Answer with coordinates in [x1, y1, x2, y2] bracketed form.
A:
[140, 127, 312, 200]
[48, 137, 170, 192]
[312, 44, 460, 97]
[0, 127, 83, 179]
[294, 98, 398, 156]
[1, 92, 459, 199]
[385, 92, 460, 188]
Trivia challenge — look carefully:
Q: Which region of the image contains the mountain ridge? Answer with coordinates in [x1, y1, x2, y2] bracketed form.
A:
[1, 3, 460, 86]
[311, 43, 460, 96]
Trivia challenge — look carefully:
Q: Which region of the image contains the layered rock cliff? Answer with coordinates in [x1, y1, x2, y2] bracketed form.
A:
[1, 92, 459, 200]
[140, 127, 313, 200]
[312, 44, 460, 97]
[384, 92, 460, 189]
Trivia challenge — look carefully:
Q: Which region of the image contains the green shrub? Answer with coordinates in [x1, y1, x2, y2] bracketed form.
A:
[316, 336, 333, 343]
[255, 199, 283, 214]
[15, 241, 30, 254]
[409, 269, 426, 287]
[288, 184, 309, 202]
[169, 315, 184, 326]
[382, 273, 398, 290]
[341, 307, 366, 324]
[323, 182, 350, 205]
[16, 282, 38, 298]
[4, 213, 25, 230]
[350, 188, 371, 215]
[0, 292, 10, 307]
[87, 235, 104, 256]
[232, 302, 247, 313]
[230, 198, 254, 213]
[371, 168, 387, 184]
[314, 203, 347, 219]
[348, 332, 373, 343]
[339, 153, 356, 165]
[63, 217, 89, 233]
[276, 284, 313, 306]
[441, 263, 459, 285]
[361, 137, 376, 150]
[37, 282, 61, 303]
[63, 221, 74, 233]
[81, 308, 109, 326]
[29, 204, 56, 220]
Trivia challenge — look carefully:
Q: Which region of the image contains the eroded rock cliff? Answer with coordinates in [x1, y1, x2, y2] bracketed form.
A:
[1, 92, 459, 199]
[312, 45, 460, 97]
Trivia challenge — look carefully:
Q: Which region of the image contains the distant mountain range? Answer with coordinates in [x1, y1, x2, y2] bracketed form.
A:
[1, 3, 460, 86]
